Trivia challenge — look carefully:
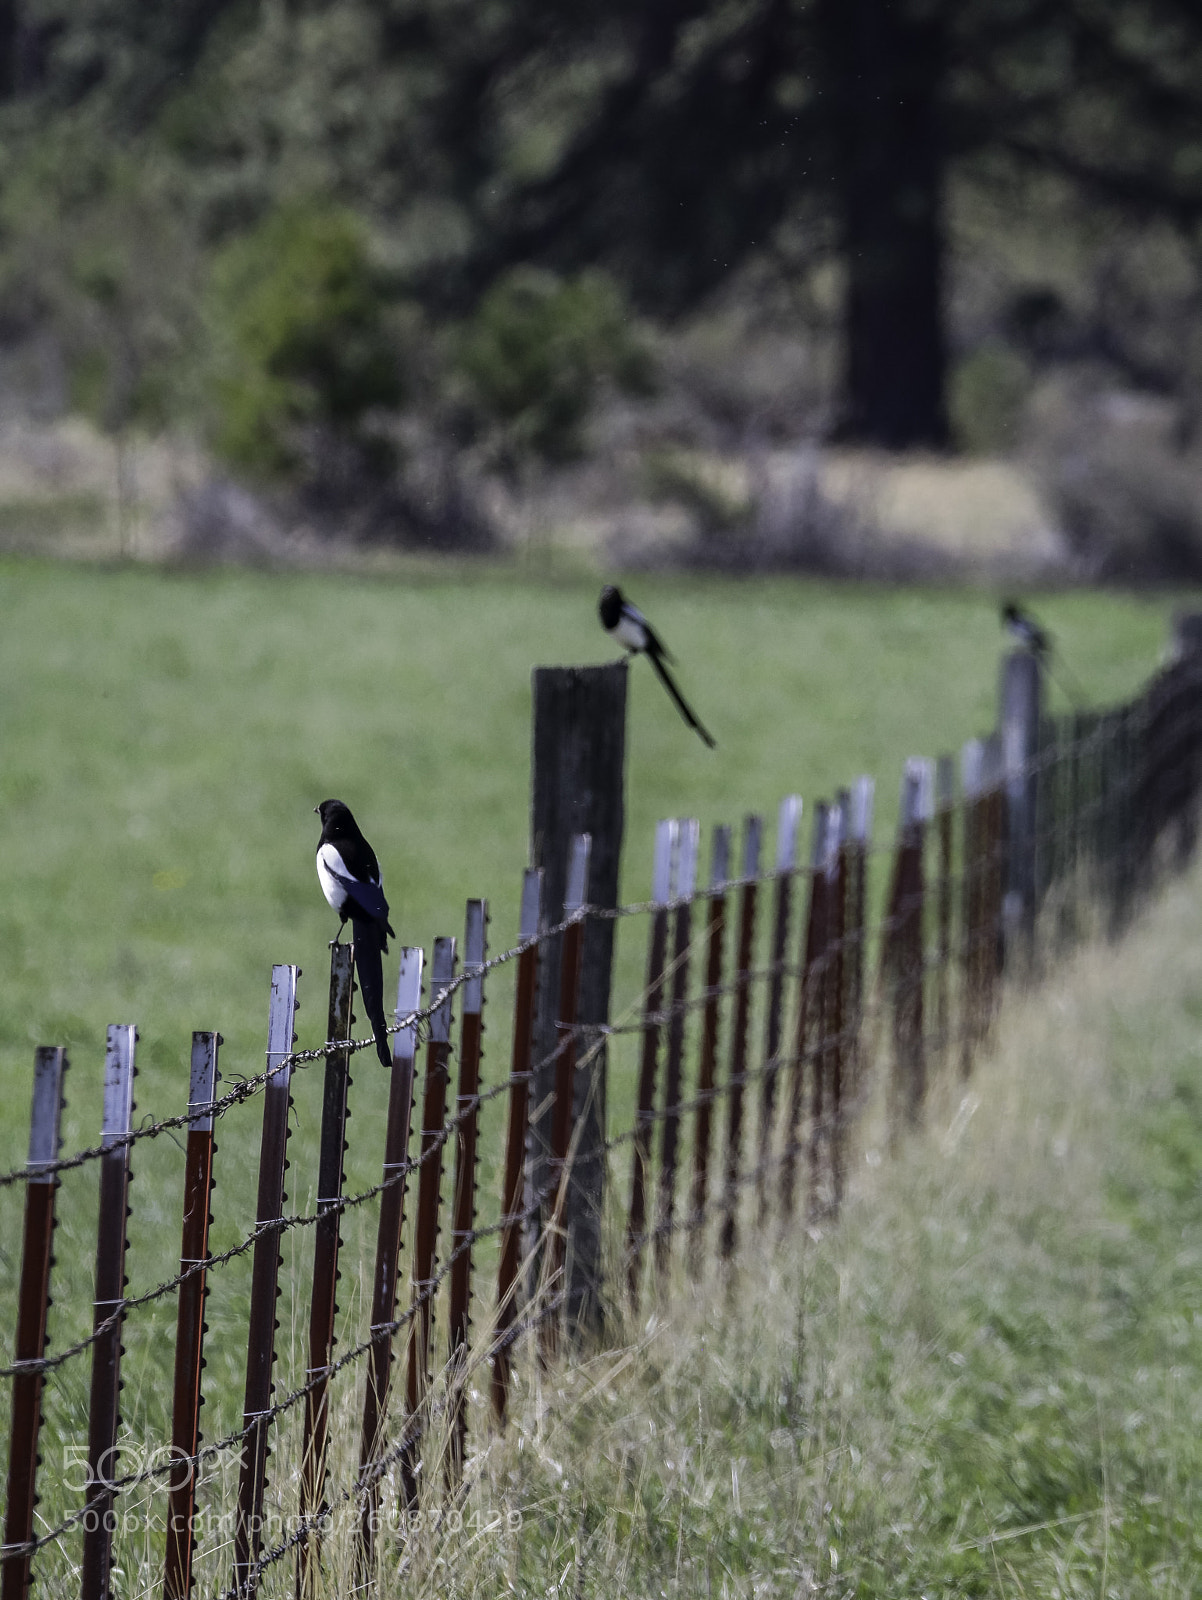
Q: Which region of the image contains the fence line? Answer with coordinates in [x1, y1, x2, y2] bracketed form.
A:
[4, 646, 1202, 1598]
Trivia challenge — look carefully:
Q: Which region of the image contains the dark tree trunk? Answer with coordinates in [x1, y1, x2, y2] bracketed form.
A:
[0, 0, 17, 97]
[821, 0, 950, 448]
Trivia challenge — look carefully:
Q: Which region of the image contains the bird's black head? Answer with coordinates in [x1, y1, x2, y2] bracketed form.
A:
[599, 585, 623, 629]
[315, 798, 354, 833]
[1001, 600, 1020, 625]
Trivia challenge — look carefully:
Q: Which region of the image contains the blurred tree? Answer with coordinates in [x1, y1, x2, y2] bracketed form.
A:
[7, 0, 1202, 453]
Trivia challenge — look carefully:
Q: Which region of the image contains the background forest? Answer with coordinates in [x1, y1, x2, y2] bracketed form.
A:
[2, 0, 1202, 577]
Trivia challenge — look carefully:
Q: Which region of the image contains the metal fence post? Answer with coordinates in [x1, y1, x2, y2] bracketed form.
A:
[934, 755, 955, 1066]
[81, 1024, 137, 1600]
[232, 968, 298, 1600]
[447, 900, 488, 1483]
[625, 820, 676, 1305]
[1001, 647, 1042, 967]
[492, 871, 542, 1428]
[297, 944, 355, 1599]
[400, 936, 456, 1511]
[655, 818, 699, 1278]
[821, 800, 848, 1216]
[720, 816, 762, 1262]
[688, 825, 730, 1273]
[757, 795, 803, 1220]
[164, 1032, 220, 1600]
[783, 802, 827, 1221]
[2, 1047, 68, 1600]
[356, 948, 423, 1585]
[542, 835, 591, 1361]
[843, 777, 874, 1113]
[891, 762, 930, 1136]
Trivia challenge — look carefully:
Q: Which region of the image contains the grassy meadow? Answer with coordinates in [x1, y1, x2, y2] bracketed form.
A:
[0, 553, 1191, 1592]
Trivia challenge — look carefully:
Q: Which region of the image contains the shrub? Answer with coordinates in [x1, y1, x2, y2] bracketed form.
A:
[950, 345, 1031, 455]
[455, 267, 652, 465]
[207, 201, 403, 477]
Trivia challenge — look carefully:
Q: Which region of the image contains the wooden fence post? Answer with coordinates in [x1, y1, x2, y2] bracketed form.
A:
[164, 1032, 220, 1600]
[720, 815, 762, 1262]
[400, 936, 456, 1511]
[530, 662, 626, 1335]
[81, 1024, 137, 1600]
[492, 870, 542, 1428]
[297, 944, 355, 1599]
[656, 818, 699, 1277]
[356, 948, 423, 1585]
[232, 968, 298, 1600]
[2, 1047, 67, 1600]
[625, 820, 676, 1306]
[757, 795, 803, 1221]
[688, 824, 730, 1272]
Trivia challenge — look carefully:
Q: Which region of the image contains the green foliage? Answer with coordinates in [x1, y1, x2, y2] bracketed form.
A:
[207, 201, 403, 476]
[455, 268, 653, 464]
[950, 344, 1032, 455]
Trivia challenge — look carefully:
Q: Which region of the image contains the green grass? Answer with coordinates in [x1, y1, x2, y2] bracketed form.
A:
[0, 555, 1186, 1590]
[363, 856, 1202, 1598]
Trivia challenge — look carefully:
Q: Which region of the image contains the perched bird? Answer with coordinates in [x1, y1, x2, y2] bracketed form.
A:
[1000, 600, 1085, 704]
[598, 584, 716, 748]
[315, 799, 396, 1067]
[1001, 600, 1050, 658]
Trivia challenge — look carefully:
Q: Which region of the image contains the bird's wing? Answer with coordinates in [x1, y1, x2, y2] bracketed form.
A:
[317, 843, 392, 929]
[630, 604, 674, 663]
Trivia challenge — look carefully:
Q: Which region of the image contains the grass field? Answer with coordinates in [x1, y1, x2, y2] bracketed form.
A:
[0, 554, 1190, 1591]
[393, 851, 1202, 1597]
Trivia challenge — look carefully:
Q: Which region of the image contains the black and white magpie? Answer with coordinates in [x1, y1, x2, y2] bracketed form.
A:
[1001, 600, 1050, 658]
[1000, 600, 1085, 704]
[598, 584, 716, 748]
[315, 799, 396, 1067]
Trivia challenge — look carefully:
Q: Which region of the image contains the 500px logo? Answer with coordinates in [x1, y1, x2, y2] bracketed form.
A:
[60, 1444, 199, 1493]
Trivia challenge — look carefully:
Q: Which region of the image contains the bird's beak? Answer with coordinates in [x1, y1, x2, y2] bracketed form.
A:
[314, 805, 320, 815]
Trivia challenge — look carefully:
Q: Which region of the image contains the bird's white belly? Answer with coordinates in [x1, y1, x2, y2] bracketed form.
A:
[316, 844, 351, 912]
[614, 612, 647, 652]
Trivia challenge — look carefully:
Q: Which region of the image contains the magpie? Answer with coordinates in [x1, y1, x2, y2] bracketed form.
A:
[598, 585, 716, 748]
[1001, 600, 1050, 658]
[315, 799, 396, 1067]
[1000, 600, 1085, 705]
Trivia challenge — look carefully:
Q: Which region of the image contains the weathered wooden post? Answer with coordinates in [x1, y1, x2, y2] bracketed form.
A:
[530, 662, 626, 1336]
[1001, 647, 1043, 968]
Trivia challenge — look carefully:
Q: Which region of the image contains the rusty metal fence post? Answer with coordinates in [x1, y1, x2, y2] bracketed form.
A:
[2, 1047, 68, 1600]
[655, 818, 699, 1279]
[719, 816, 762, 1262]
[400, 936, 456, 1511]
[81, 1024, 137, 1600]
[757, 796, 802, 1221]
[542, 835, 592, 1362]
[232, 968, 298, 1600]
[297, 944, 355, 1599]
[688, 825, 730, 1272]
[842, 777, 873, 1114]
[889, 762, 930, 1137]
[934, 755, 955, 1068]
[782, 802, 827, 1221]
[356, 948, 423, 1584]
[164, 1032, 220, 1600]
[821, 800, 848, 1215]
[447, 900, 488, 1483]
[625, 820, 676, 1305]
[492, 870, 542, 1428]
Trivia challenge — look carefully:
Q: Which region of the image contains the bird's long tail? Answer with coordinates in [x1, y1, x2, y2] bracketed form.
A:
[352, 918, 392, 1067]
[647, 649, 717, 749]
